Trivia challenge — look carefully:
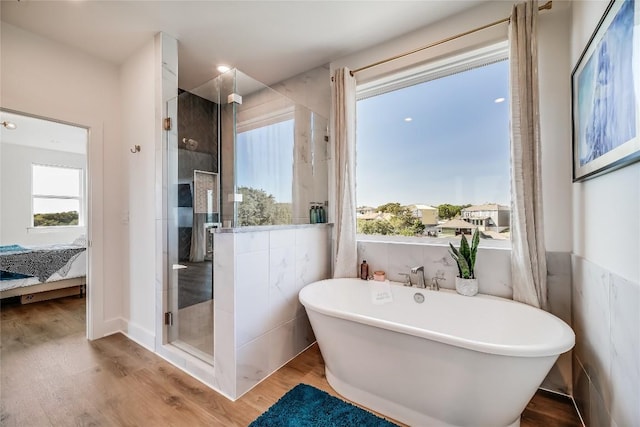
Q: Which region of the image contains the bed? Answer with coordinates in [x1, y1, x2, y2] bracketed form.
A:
[0, 243, 87, 303]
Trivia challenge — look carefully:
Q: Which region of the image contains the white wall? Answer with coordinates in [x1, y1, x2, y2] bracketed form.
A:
[571, 0, 639, 283]
[331, 1, 512, 83]
[570, 2, 640, 426]
[0, 23, 124, 338]
[120, 38, 156, 346]
[271, 65, 331, 119]
[120, 34, 170, 349]
[538, 3, 573, 253]
[572, 167, 640, 282]
[0, 144, 86, 246]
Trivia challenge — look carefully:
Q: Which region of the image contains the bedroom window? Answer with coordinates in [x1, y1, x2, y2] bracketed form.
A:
[31, 164, 83, 227]
[355, 42, 511, 247]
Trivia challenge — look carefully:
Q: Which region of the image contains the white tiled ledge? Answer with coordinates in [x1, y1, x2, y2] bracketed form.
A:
[213, 223, 332, 233]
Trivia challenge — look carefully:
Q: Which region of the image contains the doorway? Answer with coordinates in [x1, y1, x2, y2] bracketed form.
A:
[0, 110, 89, 334]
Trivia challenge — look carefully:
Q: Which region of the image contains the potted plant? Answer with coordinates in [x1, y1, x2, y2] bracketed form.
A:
[449, 228, 480, 296]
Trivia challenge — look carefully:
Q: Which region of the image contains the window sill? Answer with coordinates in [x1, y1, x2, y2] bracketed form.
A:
[27, 225, 86, 234]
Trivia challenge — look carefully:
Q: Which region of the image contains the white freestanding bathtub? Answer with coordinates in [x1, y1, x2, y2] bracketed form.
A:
[299, 278, 575, 427]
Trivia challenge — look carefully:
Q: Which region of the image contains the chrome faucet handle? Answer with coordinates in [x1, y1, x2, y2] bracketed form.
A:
[410, 266, 426, 288]
[430, 276, 444, 291]
[398, 273, 412, 286]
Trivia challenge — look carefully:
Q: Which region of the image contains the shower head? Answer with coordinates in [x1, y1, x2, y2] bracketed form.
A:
[182, 137, 199, 150]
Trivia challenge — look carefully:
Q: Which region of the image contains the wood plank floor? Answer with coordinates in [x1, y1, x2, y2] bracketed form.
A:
[0, 296, 582, 427]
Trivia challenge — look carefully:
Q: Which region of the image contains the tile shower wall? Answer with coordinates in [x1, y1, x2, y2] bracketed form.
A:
[214, 225, 331, 398]
[273, 65, 330, 223]
[572, 255, 639, 427]
[237, 85, 329, 226]
[177, 90, 218, 159]
[292, 107, 329, 225]
[357, 240, 574, 394]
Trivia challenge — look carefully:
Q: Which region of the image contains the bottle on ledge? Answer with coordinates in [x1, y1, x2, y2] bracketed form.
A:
[360, 260, 369, 280]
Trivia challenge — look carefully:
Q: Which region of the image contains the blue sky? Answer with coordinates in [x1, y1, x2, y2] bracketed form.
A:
[356, 60, 510, 208]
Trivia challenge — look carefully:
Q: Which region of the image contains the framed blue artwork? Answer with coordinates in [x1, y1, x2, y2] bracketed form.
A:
[572, 0, 639, 181]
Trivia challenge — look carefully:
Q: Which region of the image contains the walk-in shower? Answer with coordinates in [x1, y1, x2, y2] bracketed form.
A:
[165, 69, 328, 365]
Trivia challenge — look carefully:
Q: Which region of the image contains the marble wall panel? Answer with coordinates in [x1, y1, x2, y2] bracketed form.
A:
[268, 319, 297, 373]
[213, 233, 235, 313]
[572, 254, 640, 426]
[542, 251, 573, 394]
[269, 245, 298, 328]
[573, 354, 590, 426]
[215, 225, 330, 398]
[235, 247, 270, 347]
[357, 241, 389, 280]
[609, 273, 640, 426]
[236, 334, 271, 396]
[577, 256, 611, 403]
[293, 163, 314, 224]
[214, 308, 236, 398]
[357, 241, 511, 297]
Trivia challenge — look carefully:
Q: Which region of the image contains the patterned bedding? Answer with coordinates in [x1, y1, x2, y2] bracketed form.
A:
[0, 243, 87, 284]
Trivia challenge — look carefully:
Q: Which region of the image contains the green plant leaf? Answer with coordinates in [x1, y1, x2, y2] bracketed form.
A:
[449, 245, 463, 278]
[469, 229, 480, 278]
[460, 233, 470, 264]
[450, 231, 480, 279]
[458, 255, 471, 279]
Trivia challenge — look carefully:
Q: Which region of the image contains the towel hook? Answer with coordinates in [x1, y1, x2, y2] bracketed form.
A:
[130, 145, 141, 153]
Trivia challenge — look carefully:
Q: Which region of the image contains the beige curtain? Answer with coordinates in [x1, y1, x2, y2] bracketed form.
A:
[330, 68, 358, 278]
[509, 0, 547, 309]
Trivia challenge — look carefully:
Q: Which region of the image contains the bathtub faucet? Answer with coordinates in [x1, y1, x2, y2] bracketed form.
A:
[410, 266, 426, 288]
[429, 276, 444, 291]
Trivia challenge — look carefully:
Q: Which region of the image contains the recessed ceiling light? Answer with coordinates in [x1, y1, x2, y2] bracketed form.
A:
[404, 117, 413, 122]
[494, 97, 506, 103]
[217, 65, 231, 73]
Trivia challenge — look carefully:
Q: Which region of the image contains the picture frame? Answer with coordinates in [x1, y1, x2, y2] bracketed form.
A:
[571, 0, 639, 182]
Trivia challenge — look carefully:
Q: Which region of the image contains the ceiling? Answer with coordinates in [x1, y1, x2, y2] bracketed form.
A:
[1, 0, 489, 90]
[0, 111, 88, 154]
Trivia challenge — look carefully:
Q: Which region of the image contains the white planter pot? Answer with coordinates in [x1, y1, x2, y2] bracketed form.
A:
[455, 277, 478, 296]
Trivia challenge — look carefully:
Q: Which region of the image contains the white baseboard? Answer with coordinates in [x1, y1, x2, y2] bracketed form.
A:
[96, 317, 125, 338]
[119, 318, 155, 351]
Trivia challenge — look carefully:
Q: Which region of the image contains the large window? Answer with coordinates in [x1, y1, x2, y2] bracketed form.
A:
[236, 118, 294, 226]
[32, 164, 83, 227]
[356, 44, 510, 246]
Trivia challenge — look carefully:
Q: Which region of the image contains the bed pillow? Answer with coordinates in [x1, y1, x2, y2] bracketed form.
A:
[73, 235, 87, 247]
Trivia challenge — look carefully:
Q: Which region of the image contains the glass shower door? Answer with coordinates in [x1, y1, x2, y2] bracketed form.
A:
[166, 93, 218, 364]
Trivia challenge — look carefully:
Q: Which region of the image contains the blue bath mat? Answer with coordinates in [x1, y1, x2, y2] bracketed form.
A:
[249, 383, 399, 427]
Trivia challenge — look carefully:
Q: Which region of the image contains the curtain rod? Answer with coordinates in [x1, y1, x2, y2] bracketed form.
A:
[348, 1, 552, 77]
